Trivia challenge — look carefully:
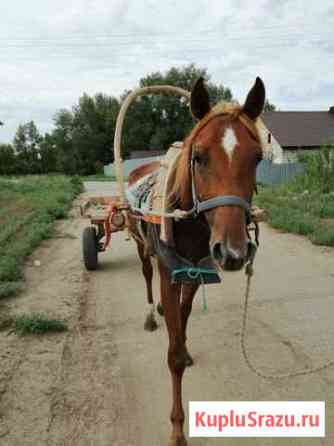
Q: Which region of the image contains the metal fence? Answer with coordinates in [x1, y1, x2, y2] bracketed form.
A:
[105, 157, 304, 185]
[256, 159, 304, 185]
[104, 156, 160, 178]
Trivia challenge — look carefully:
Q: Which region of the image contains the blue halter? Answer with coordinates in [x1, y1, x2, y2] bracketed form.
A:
[190, 157, 252, 223]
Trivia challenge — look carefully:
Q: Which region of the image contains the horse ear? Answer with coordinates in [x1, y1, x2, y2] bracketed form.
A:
[243, 77, 265, 120]
[190, 77, 211, 120]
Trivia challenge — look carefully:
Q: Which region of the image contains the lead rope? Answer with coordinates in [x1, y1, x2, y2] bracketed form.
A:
[200, 275, 208, 312]
[241, 262, 334, 379]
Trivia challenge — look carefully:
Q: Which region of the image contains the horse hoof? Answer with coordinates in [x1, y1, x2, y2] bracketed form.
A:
[185, 352, 194, 367]
[157, 302, 164, 316]
[144, 313, 158, 331]
[169, 435, 188, 446]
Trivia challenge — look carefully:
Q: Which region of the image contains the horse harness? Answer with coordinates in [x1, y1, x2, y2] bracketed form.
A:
[129, 103, 261, 283]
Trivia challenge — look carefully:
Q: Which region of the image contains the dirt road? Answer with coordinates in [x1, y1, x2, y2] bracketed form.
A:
[1, 182, 334, 446]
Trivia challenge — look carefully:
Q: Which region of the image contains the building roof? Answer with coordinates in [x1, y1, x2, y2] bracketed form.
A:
[262, 111, 334, 149]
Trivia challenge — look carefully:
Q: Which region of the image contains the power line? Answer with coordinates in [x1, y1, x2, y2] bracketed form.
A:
[0, 22, 331, 48]
[0, 40, 329, 61]
[0, 35, 330, 58]
[0, 19, 331, 41]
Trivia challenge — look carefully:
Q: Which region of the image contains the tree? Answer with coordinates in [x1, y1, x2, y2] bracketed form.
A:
[14, 121, 41, 154]
[13, 121, 42, 173]
[52, 109, 76, 174]
[8, 65, 276, 175]
[122, 64, 233, 153]
[52, 94, 120, 175]
[264, 100, 276, 112]
[0, 144, 17, 175]
[72, 93, 119, 173]
[39, 133, 58, 173]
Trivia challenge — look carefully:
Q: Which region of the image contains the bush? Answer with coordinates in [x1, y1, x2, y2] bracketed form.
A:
[297, 145, 334, 193]
[256, 145, 334, 246]
[13, 313, 68, 334]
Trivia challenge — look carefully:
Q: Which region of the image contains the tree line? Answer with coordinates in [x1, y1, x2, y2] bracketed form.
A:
[0, 65, 275, 176]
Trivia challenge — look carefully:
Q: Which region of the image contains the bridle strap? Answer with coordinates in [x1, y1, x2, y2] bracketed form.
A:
[190, 157, 252, 222]
[196, 195, 251, 215]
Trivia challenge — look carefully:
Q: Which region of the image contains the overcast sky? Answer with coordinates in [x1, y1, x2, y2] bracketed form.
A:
[0, 0, 333, 143]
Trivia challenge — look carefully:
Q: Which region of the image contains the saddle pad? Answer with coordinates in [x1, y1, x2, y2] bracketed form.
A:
[125, 171, 158, 213]
[125, 142, 182, 235]
[151, 142, 183, 243]
[150, 142, 183, 213]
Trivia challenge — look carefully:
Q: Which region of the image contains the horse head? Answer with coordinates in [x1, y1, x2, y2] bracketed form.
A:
[174, 77, 266, 272]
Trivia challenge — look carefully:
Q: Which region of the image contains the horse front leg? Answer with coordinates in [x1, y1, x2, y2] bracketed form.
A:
[158, 261, 188, 446]
[180, 283, 199, 367]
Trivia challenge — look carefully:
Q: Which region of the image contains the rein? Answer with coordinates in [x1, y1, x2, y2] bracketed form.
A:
[242, 256, 334, 380]
[184, 107, 334, 378]
[116, 87, 334, 380]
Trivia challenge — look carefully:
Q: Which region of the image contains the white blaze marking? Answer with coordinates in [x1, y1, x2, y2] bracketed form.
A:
[222, 127, 238, 162]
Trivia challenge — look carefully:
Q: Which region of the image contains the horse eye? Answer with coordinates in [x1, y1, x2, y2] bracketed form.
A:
[193, 153, 202, 164]
[192, 152, 207, 166]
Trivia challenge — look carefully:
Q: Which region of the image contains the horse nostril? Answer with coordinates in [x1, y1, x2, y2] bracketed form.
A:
[210, 242, 227, 263]
[211, 241, 245, 271]
[225, 248, 245, 270]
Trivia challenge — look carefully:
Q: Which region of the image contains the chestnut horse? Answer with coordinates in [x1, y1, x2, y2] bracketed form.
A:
[127, 76, 265, 445]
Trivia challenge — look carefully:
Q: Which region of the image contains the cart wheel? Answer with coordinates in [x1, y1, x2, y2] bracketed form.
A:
[83, 226, 98, 270]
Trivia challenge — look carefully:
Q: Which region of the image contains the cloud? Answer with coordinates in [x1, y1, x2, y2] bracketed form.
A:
[0, 0, 333, 142]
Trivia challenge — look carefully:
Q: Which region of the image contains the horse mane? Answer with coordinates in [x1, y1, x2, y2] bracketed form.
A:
[169, 136, 193, 210]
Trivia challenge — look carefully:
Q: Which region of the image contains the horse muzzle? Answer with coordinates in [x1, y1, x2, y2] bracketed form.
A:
[210, 241, 245, 271]
[210, 240, 256, 271]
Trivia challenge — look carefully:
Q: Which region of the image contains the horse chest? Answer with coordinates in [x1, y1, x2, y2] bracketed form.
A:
[174, 219, 210, 263]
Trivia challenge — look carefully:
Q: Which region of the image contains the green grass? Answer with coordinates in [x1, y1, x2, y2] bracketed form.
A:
[0, 175, 83, 298]
[13, 313, 68, 335]
[0, 314, 13, 331]
[0, 282, 23, 299]
[255, 146, 334, 246]
[81, 174, 130, 182]
[81, 173, 116, 181]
